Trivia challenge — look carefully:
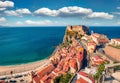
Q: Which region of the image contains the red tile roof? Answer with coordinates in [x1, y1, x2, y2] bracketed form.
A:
[31, 39, 85, 83]
[77, 71, 95, 83]
[87, 42, 96, 46]
[63, 61, 69, 72]
[77, 52, 83, 61]
[40, 75, 54, 83]
[91, 56, 105, 65]
[79, 71, 89, 76]
[113, 38, 120, 42]
[92, 56, 103, 61]
[92, 33, 100, 38]
[33, 76, 40, 83]
[69, 59, 78, 70]
[36, 64, 55, 78]
[40, 75, 48, 82]
[99, 39, 108, 43]
[76, 78, 88, 83]
[0, 80, 5, 83]
[52, 68, 59, 74]
[48, 73, 56, 79]
[57, 70, 66, 76]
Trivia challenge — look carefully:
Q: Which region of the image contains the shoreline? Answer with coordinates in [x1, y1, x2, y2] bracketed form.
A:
[0, 45, 60, 77]
[0, 59, 50, 77]
[0, 58, 48, 67]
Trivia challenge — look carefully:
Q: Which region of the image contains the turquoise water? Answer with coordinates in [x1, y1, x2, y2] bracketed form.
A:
[0, 26, 120, 66]
[0, 27, 65, 65]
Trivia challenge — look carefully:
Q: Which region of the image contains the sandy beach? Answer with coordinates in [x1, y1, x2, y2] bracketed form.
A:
[0, 59, 50, 77]
[0, 44, 60, 82]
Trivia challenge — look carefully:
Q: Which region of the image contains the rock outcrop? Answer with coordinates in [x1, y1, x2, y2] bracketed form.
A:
[63, 25, 90, 43]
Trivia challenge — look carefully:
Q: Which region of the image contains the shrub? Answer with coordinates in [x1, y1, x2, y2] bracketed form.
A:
[94, 63, 105, 80]
[54, 73, 73, 83]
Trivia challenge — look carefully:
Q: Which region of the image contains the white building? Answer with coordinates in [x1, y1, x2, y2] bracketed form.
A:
[110, 39, 120, 46]
[91, 33, 108, 45]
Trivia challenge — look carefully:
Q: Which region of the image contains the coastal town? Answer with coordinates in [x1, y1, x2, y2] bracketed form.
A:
[0, 25, 120, 83]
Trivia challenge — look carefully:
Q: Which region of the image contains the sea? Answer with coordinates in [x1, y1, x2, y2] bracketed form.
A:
[0, 26, 120, 66]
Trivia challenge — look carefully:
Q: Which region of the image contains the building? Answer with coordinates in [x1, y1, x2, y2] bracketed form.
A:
[36, 64, 55, 78]
[81, 35, 91, 41]
[76, 47, 84, 69]
[110, 38, 120, 46]
[76, 71, 95, 83]
[30, 37, 85, 83]
[63, 61, 70, 72]
[91, 33, 100, 45]
[49, 52, 61, 65]
[69, 59, 78, 73]
[84, 67, 97, 75]
[90, 55, 106, 66]
[0, 80, 5, 83]
[91, 33, 109, 45]
[40, 75, 54, 83]
[87, 41, 96, 54]
[31, 64, 55, 83]
[77, 47, 84, 61]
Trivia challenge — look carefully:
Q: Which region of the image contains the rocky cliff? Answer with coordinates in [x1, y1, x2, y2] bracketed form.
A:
[63, 25, 90, 43]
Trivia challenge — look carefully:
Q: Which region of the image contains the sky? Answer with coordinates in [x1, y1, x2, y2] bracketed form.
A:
[0, 0, 120, 26]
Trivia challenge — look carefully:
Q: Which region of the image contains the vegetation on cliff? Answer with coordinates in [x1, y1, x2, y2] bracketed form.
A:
[61, 40, 72, 47]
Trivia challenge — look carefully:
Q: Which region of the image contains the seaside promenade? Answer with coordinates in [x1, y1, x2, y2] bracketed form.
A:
[0, 59, 50, 82]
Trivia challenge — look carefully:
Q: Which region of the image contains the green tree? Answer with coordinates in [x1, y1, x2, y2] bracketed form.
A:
[94, 63, 105, 80]
[54, 73, 73, 83]
[54, 76, 60, 83]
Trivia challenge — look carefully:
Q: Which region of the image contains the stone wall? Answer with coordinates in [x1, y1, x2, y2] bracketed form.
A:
[104, 45, 120, 62]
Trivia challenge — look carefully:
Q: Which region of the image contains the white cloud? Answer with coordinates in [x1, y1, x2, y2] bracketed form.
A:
[14, 20, 63, 26]
[112, 12, 120, 15]
[0, 17, 6, 22]
[0, 1, 14, 11]
[34, 6, 113, 19]
[88, 12, 114, 19]
[0, 8, 6, 11]
[117, 21, 120, 25]
[117, 7, 120, 10]
[34, 6, 92, 17]
[0, 1, 14, 8]
[4, 8, 31, 16]
[16, 21, 23, 25]
[58, 6, 92, 17]
[4, 10, 19, 16]
[25, 20, 53, 25]
[16, 8, 31, 15]
[34, 8, 58, 16]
